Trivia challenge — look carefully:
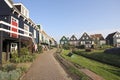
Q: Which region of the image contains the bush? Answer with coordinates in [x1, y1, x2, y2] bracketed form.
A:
[2, 63, 16, 72]
[0, 70, 20, 80]
[67, 52, 73, 57]
[20, 47, 30, 55]
[38, 45, 43, 53]
[62, 44, 70, 50]
[85, 48, 91, 52]
[11, 47, 36, 63]
[104, 48, 120, 55]
[77, 45, 85, 49]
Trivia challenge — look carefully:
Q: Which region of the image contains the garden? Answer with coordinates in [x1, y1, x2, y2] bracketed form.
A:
[0, 45, 43, 80]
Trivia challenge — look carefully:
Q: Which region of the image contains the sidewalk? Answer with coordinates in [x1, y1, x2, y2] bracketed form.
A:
[22, 49, 72, 80]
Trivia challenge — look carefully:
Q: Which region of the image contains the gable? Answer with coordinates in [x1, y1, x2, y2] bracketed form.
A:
[60, 36, 68, 41]
[79, 32, 92, 41]
[106, 32, 117, 40]
[69, 35, 77, 41]
[113, 32, 120, 38]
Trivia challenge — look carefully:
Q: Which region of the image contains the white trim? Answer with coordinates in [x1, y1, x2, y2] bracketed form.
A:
[0, 28, 31, 38]
[0, 21, 32, 35]
[0, 21, 36, 45]
[4, 0, 13, 8]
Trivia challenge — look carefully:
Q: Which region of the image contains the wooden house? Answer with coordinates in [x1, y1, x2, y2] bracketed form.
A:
[79, 32, 94, 48]
[0, 0, 40, 64]
[90, 34, 106, 46]
[69, 35, 79, 46]
[60, 36, 69, 45]
[106, 31, 120, 47]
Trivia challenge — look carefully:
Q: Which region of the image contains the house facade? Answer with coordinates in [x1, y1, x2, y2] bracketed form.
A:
[69, 35, 79, 46]
[79, 32, 94, 48]
[0, 0, 56, 64]
[60, 36, 69, 45]
[90, 34, 106, 46]
[106, 31, 120, 47]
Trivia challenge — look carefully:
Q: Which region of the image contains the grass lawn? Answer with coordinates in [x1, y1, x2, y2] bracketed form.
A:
[73, 49, 120, 67]
[61, 50, 120, 80]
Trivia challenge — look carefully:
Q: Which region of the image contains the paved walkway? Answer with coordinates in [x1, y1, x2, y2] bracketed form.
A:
[22, 49, 72, 80]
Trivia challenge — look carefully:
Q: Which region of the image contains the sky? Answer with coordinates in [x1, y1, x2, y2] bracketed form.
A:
[13, 0, 120, 42]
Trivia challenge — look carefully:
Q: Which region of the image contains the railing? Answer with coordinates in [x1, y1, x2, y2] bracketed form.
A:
[0, 21, 36, 45]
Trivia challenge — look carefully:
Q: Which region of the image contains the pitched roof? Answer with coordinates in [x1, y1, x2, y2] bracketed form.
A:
[90, 34, 104, 40]
[60, 36, 68, 41]
[106, 31, 119, 39]
[79, 32, 93, 41]
[69, 35, 77, 41]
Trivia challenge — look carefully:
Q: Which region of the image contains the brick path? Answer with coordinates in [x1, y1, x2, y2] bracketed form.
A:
[22, 49, 72, 80]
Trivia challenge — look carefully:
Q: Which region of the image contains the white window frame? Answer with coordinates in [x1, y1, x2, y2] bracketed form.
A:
[34, 29, 36, 38]
[24, 24, 29, 36]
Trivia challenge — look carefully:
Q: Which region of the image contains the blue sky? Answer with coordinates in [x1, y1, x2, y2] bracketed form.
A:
[13, 0, 120, 42]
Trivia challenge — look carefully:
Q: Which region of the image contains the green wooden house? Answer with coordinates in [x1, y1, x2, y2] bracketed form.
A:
[60, 36, 69, 45]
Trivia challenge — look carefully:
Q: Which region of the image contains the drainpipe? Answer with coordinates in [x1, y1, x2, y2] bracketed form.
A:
[0, 24, 3, 66]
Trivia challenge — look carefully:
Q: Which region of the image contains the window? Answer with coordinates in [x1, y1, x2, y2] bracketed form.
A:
[116, 35, 118, 37]
[82, 37, 85, 40]
[10, 17, 18, 38]
[86, 37, 88, 39]
[81, 41, 85, 44]
[117, 39, 120, 43]
[24, 24, 29, 36]
[34, 29, 36, 38]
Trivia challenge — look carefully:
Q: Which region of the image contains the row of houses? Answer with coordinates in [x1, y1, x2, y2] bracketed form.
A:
[60, 31, 120, 48]
[0, 0, 57, 64]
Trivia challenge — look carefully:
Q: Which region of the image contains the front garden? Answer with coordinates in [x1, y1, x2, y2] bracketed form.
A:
[0, 45, 43, 80]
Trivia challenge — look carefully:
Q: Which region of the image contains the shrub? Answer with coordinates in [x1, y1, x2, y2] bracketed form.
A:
[9, 70, 20, 80]
[11, 47, 36, 63]
[20, 47, 30, 55]
[78, 45, 85, 49]
[104, 48, 120, 55]
[85, 48, 91, 52]
[67, 52, 73, 57]
[0, 70, 20, 80]
[38, 45, 43, 53]
[62, 44, 70, 50]
[2, 63, 16, 72]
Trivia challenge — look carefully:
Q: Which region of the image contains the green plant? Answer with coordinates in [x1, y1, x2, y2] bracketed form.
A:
[20, 47, 30, 55]
[10, 47, 36, 63]
[16, 66, 27, 74]
[2, 63, 16, 72]
[0, 70, 20, 80]
[61, 50, 120, 80]
[37, 45, 43, 53]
